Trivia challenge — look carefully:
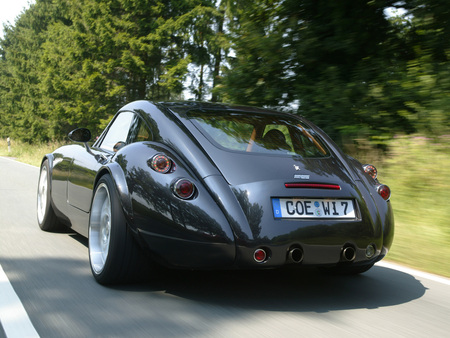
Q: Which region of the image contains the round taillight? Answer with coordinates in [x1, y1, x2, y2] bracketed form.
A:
[149, 154, 172, 173]
[377, 184, 391, 201]
[173, 179, 195, 199]
[253, 248, 267, 263]
[363, 164, 378, 179]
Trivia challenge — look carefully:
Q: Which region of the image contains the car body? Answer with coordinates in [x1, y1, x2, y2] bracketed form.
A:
[37, 100, 394, 284]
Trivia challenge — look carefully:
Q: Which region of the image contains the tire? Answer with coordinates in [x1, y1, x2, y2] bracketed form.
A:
[89, 174, 146, 285]
[37, 160, 64, 232]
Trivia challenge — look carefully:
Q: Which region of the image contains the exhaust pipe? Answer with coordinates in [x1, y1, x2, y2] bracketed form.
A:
[342, 245, 356, 262]
[287, 247, 303, 264]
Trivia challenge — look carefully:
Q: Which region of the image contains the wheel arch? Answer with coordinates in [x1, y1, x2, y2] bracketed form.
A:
[37, 153, 69, 232]
[94, 162, 133, 223]
[40, 153, 54, 171]
[39, 153, 55, 197]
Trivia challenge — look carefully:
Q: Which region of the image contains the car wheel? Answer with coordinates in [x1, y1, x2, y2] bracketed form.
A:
[89, 174, 145, 285]
[37, 160, 64, 232]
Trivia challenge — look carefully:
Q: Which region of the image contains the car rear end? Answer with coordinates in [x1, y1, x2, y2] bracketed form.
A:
[173, 105, 394, 271]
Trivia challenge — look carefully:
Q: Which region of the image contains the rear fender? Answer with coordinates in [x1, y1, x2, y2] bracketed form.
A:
[109, 142, 236, 267]
[40, 153, 55, 169]
[345, 156, 395, 253]
[95, 162, 133, 222]
[39, 153, 73, 227]
[383, 202, 395, 252]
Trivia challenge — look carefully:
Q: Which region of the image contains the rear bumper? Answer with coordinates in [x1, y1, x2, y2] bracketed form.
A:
[137, 227, 390, 270]
[137, 228, 236, 268]
[235, 242, 387, 268]
[135, 195, 394, 270]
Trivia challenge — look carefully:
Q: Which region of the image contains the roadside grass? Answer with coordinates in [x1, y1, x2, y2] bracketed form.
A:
[0, 139, 65, 166]
[377, 136, 450, 278]
[346, 135, 450, 278]
[1, 135, 449, 278]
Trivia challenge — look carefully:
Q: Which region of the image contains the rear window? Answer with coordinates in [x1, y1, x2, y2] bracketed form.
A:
[187, 110, 329, 157]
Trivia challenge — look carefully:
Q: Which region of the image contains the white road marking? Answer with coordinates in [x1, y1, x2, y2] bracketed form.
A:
[378, 261, 450, 286]
[1, 156, 449, 337]
[0, 264, 40, 338]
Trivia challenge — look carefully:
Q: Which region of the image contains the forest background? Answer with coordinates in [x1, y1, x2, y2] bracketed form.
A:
[0, 0, 449, 277]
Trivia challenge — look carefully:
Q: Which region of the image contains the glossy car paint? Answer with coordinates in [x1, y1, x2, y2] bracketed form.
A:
[41, 100, 394, 270]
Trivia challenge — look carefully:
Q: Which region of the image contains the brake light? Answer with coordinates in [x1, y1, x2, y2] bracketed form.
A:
[173, 179, 196, 199]
[285, 183, 341, 190]
[149, 154, 173, 173]
[363, 164, 377, 179]
[377, 184, 391, 201]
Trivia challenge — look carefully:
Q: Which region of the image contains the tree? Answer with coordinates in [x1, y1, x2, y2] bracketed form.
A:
[399, 0, 450, 136]
[217, 0, 449, 141]
[0, 0, 222, 140]
[0, 0, 60, 142]
[216, 0, 286, 107]
[1, 0, 448, 142]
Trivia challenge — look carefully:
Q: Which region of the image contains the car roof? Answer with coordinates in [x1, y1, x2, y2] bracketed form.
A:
[156, 101, 289, 116]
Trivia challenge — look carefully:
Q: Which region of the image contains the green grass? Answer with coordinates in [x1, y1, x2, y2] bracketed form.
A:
[377, 136, 450, 278]
[0, 139, 65, 166]
[1, 135, 450, 278]
[346, 135, 450, 278]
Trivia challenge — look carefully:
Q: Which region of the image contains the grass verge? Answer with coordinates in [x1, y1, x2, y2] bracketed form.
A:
[1, 135, 449, 278]
[346, 134, 450, 278]
[377, 135, 450, 278]
[0, 139, 65, 166]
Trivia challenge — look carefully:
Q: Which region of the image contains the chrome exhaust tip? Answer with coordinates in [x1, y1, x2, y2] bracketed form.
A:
[342, 245, 356, 262]
[287, 247, 304, 264]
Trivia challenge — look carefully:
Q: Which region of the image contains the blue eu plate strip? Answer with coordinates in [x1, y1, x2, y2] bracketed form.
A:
[272, 198, 282, 218]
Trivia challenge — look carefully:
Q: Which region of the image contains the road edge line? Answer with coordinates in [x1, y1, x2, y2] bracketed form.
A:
[377, 261, 450, 286]
[0, 264, 40, 338]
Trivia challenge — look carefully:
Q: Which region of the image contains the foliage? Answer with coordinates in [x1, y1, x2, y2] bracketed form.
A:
[343, 133, 450, 278]
[0, 138, 67, 166]
[0, 0, 227, 141]
[217, 0, 449, 142]
[0, 0, 449, 143]
[378, 135, 450, 278]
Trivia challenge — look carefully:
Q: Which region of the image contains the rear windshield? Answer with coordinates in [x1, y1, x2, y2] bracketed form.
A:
[187, 110, 329, 157]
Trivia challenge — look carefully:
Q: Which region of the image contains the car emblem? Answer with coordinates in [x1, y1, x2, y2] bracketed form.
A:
[293, 165, 301, 171]
[294, 174, 310, 180]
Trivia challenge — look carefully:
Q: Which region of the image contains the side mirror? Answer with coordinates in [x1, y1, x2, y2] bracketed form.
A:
[68, 128, 107, 164]
[68, 128, 91, 143]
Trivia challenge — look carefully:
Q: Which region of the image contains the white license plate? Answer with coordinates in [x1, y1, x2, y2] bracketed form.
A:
[272, 198, 355, 219]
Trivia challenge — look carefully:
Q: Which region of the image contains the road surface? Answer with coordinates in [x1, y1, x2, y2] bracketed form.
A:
[1, 156, 449, 337]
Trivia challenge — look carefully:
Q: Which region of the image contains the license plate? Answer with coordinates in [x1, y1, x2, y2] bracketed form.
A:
[272, 198, 355, 219]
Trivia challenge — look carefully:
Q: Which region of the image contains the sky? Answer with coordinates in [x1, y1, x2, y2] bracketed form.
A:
[0, 0, 35, 38]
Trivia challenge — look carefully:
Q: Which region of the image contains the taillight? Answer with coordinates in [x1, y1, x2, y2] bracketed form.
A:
[285, 183, 341, 190]
[149, 154, 173, 173]
[363, 164, 377, 179]
[173, 179, 196, 199]
[377, 184, 391, 201]
[363, 165, 391, 201]
[253, 248, 267, 263]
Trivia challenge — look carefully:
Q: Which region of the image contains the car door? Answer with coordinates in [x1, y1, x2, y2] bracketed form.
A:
[67, 111, 136, 212]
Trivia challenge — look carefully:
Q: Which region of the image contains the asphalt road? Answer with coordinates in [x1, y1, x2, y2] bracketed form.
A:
[1, 156, 449, 337]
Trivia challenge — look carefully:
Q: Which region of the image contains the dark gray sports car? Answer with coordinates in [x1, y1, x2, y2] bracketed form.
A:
[37, 101, 394, 284]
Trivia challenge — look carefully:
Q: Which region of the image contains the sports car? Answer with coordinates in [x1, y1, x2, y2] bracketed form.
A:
[37, 100, 394, 284]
